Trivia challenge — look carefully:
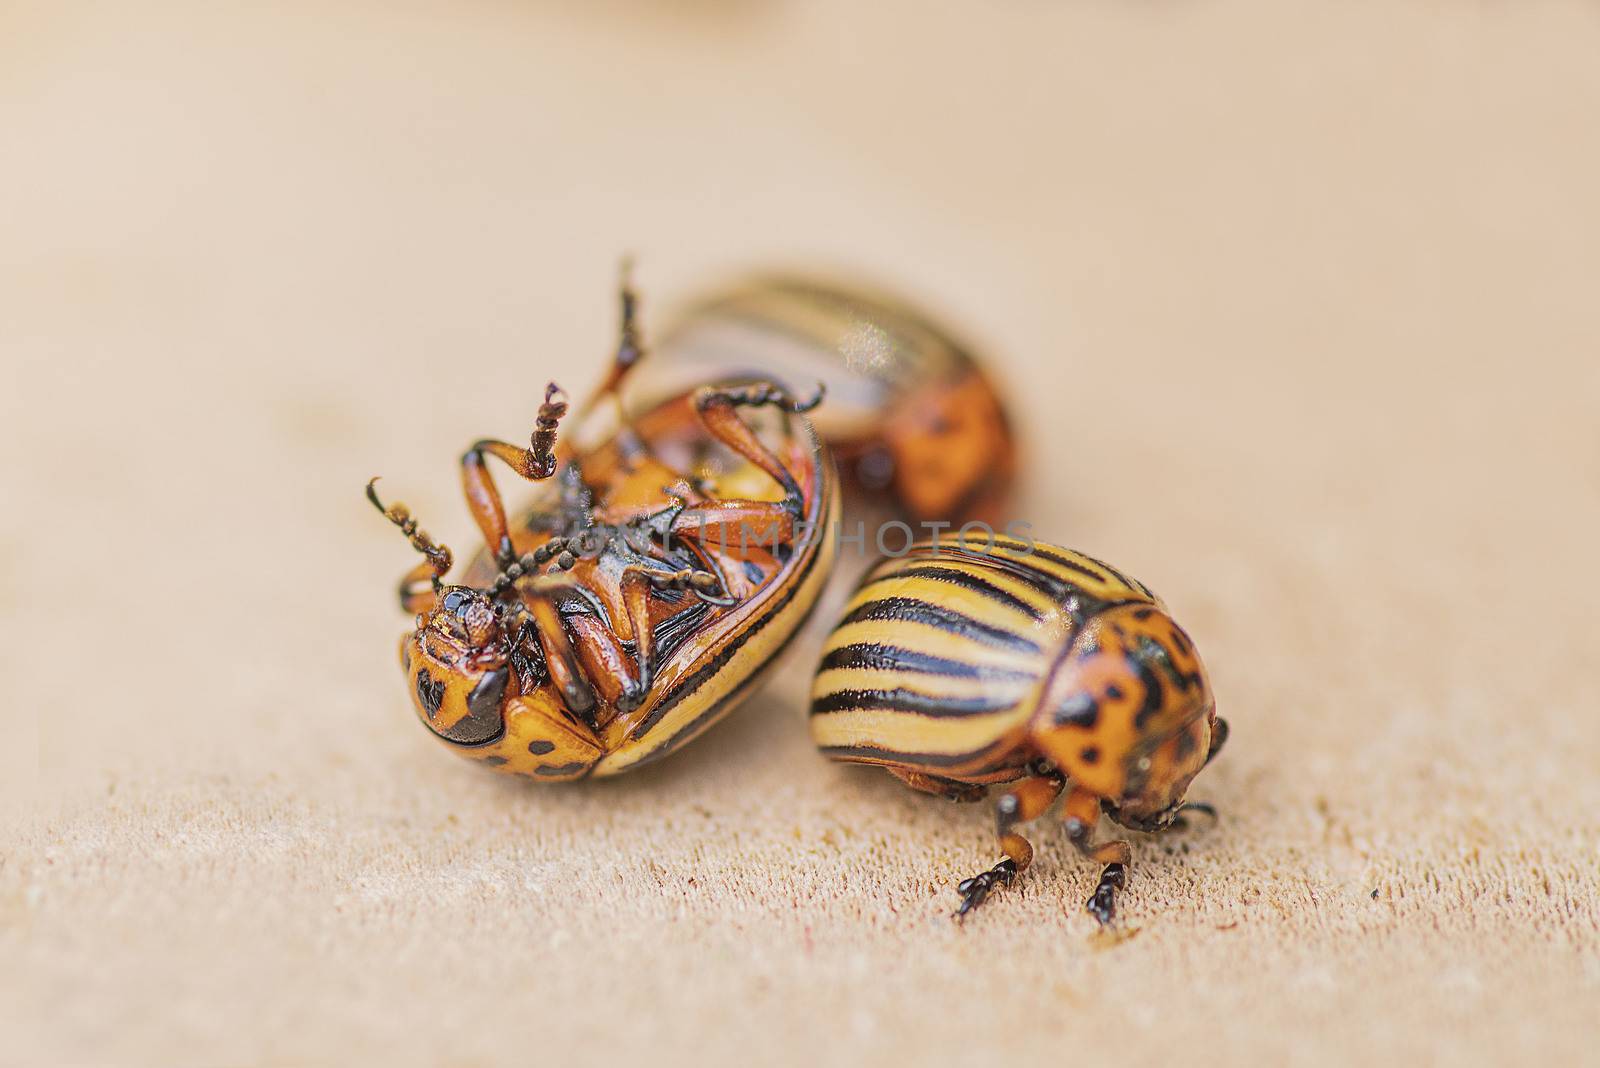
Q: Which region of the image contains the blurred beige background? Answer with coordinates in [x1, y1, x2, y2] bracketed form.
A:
[3, 1, 1599, 1065]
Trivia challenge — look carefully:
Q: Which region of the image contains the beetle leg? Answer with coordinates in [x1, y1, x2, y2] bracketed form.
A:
[583, 258, 647, 419]
[366, 478, 453, 613]
[691, 380, 822, 509]
[512, 574, 598, 722]
[461, 383, 571, 566]
[393, 561, 443, 615]
[567, 261, 660, 468]
[643, 564, 735, 606]
[604, 565, 723, 714]
[1062, 785, 1133, 925]
[954, 775, 1064, 920]
[565, 614, 640, 714]
[669, 501, 796, 557]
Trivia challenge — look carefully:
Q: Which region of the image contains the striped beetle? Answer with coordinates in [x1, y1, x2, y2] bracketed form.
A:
[368, 274, 838, 780]
[810, 534, 1227, 923]
[630, 275, 1017, 526]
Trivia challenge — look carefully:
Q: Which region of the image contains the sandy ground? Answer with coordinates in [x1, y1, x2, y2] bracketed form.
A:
[3, 2, 1599, 1065]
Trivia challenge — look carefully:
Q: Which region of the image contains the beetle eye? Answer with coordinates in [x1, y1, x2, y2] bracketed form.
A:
[431, 588, 501, 646]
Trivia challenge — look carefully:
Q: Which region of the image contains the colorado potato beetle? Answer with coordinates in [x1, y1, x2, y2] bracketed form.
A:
[809, 534, 1227, 923]
[629, 275, 1016, 526]
[369, 275, 838, 779]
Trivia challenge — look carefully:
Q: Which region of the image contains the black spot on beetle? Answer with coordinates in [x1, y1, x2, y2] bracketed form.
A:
[467, 667, 509, 721]
[482, 755, 508, 767]
[1131, 606, 1155, 621]
[1080, 746, 1100, 765]
[1105, 684, 1125, 702]
[415, 671, 447, 719]
[1053, 692, 1099, 729]
[527, 739, 556, 755]
[416, 668, 508, 746]
[534, 761, 589, 777]
[1134, 668, 1165, 731]
[1175, 725, 1198, 760]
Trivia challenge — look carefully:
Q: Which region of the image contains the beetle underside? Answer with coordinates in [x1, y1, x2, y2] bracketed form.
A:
[372, 276, 837, 780]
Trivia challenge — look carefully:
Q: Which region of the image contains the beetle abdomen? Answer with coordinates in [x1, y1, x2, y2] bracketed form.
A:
[809, 536, 1162, 778]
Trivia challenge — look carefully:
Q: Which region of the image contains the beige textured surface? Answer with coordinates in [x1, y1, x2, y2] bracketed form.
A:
[4, 2, 1600, 1065]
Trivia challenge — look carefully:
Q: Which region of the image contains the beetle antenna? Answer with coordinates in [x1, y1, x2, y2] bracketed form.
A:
[617, 255, 643, 371]
[366, 477, 453, 587]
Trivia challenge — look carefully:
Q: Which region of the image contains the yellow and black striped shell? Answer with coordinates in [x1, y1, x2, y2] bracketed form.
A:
[809, 535, 1219, 827]
[629, 275, 1017, 526]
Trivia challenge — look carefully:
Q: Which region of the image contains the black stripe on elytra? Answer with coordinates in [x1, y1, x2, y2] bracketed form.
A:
[816, 744, 1014, 772]
[875, 564, 1046, 621]
[817, 643, 1034, 682]
[1081, 552, 1144, 594]
[900, 539, 1056, 580]
[837, 597, 1040, 655]
[627, 515, 826, 740]
[890, 542, 1083, 606]
[899, 541, 1132, 621]
[1018, 543, 1121, 586]
[810, 687, 1016, 719]
[985, 538, 1154, 599]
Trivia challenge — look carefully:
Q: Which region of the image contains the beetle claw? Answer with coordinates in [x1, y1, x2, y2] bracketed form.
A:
[952, 858, 1018, 921]
[1086, 863, 1126, 925]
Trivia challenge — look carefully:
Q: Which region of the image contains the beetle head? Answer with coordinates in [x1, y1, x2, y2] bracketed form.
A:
[1031, 604, 1225, 831]
[401, 586, 514, 745]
